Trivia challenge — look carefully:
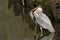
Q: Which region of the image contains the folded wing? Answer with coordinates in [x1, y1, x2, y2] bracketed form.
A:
[34, 12, 55, 33]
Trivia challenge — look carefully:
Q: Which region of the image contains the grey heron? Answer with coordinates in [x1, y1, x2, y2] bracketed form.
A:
[30, 6, 55, 37]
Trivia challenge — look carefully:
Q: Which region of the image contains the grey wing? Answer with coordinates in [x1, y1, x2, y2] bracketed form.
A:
[34, 13, 55, 33]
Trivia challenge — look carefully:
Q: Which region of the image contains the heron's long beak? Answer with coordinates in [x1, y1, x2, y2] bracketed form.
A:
[32, 8, 37, 12]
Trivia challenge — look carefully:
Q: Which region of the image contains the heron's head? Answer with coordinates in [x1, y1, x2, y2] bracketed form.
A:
[37, 6, 43, 13]
[32, 6, 43, 13]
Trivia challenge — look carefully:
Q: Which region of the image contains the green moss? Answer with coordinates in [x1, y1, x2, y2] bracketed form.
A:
[43, 0, 49, 5]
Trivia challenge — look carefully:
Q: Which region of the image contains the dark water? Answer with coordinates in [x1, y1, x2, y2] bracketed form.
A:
[0, 0, 60, 40]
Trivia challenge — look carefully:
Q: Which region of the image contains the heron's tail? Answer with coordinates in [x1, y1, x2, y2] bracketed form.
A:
[48, 25, 55, 33]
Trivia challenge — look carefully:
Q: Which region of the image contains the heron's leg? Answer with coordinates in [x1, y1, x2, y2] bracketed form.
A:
[40, 27, 43, 37]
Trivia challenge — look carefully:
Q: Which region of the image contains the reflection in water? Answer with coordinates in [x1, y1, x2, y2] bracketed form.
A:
[23, 33, 55, 40]
[21, 7, 35, 30]
[8, 0, 35, 30]
[22, 0, 25, 6]
[8, 1, 56, 40]
[21, 7, 25, 22]
[24, 37, 29, 40]
[8, 0, 22, 16]
[39, 33, 55, 40]
[8, 0, 28, 16]
[21, 7, 35, 40]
